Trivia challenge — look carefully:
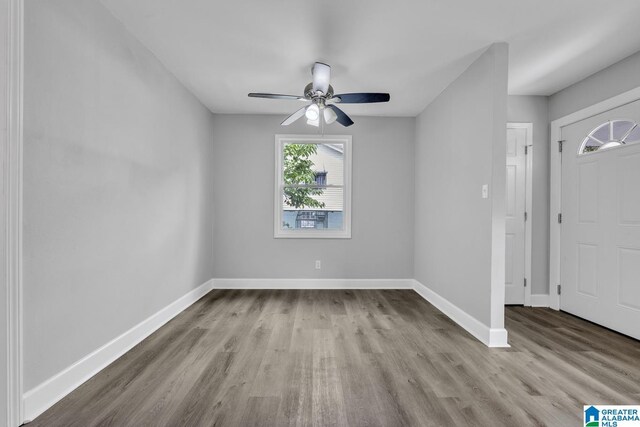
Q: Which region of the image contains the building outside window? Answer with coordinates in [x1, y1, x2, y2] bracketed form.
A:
[296, 211, 328, 228]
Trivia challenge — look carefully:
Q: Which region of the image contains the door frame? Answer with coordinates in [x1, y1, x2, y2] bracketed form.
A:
[3, 0, 24, 425]
[507, 123, 533, 306]
[549, 86, 640, 311]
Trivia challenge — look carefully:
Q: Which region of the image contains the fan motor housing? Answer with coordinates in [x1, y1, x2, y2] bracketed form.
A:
[304, 83, 334, 100]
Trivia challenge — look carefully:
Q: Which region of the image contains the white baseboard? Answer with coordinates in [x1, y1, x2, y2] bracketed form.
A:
[412, 280, 509, 348]
[530, 294, 550, 307]
[212, 278, 415, 289]
[23, 279, 215, 423]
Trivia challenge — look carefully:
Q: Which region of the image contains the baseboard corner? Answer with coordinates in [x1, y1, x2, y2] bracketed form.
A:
[488, 328, 510, 347]
[412, 279, 507, 348]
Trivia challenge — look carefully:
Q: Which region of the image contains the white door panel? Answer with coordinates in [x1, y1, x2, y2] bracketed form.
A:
[505, 126, 527, 304]
[560, 99, 640, 339]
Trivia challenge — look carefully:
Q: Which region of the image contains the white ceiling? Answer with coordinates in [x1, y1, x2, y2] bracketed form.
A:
[101, 0, 640, 117]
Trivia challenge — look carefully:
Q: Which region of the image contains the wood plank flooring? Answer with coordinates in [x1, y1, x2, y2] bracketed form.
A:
[29, 290, 640, 426]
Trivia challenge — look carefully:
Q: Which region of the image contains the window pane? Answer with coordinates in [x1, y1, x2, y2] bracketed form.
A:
[281, 186, 344, 230]
[582, 137, 601, 153]
[591, 123, 609, 142]
[624, 125, 640, 143]
[314, 171, 327, 186]
[283, 143, 344, 186]
[612, 120, 635, 141]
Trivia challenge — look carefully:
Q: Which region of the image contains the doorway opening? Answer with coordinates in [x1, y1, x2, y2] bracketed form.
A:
[505, 123, 533, 306]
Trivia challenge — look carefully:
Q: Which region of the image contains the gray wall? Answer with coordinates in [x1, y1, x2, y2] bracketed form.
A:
[550, 50, 640, 121]
[414, 43, 509, 327]
[211, 114, 415, 279]
[507, 95, 550, 296]
[23, 0, 215, 390]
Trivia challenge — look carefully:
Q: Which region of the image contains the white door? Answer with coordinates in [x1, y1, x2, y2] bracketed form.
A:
[560, 99, 640, 339]
[505, 124, 529, 304]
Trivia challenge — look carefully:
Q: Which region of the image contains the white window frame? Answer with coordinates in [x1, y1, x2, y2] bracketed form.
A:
[274, 134, 352, 239]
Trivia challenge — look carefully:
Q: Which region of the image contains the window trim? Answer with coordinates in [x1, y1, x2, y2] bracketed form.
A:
[274, 134, 352, 239]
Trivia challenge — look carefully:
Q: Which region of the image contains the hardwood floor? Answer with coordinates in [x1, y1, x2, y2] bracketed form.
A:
[29, 290, 640, 426]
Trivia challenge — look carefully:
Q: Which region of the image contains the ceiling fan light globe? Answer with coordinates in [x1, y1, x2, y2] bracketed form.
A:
[323, 107, 337, 124]
[305, 104, 320, 121]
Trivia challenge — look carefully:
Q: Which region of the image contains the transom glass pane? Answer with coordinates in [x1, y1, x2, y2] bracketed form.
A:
[612, 120, 635, 141]
[625, 125, 640, 143]
[591, 123, 610, 142]
[579, 120, 640, 155]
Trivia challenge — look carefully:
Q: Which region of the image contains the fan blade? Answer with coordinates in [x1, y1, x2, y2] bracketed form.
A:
[327, 105, 354, 127]
[311, 62, 331, 94]
[333, 93, 390, 103]
[248, 93, 306, 101]
[281, 105, 309, 126]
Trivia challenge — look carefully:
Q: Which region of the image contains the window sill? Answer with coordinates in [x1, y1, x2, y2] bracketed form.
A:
[274, 229, 351, 239]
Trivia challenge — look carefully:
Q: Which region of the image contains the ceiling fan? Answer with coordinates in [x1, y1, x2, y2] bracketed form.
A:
[248, 62, 390, 127]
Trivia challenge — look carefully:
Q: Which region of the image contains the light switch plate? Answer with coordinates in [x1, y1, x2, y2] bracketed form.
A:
[482, 184, 489, 199]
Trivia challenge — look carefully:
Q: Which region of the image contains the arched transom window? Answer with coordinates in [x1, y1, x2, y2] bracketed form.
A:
[579, 120, 640, 154]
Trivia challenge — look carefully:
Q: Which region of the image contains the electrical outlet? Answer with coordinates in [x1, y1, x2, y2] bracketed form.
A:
[315, 260, 321, 270]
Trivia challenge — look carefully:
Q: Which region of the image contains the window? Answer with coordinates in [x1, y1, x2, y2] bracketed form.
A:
[314, 171, 327, 186]
[274, 134, 352, 238]
[579, 120, 640, 154]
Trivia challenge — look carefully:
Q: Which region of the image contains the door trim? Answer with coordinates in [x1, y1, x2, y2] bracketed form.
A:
[507, 123, 533, 306]
[3, 0, 24, 425]
[549, 86, 640, 311]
